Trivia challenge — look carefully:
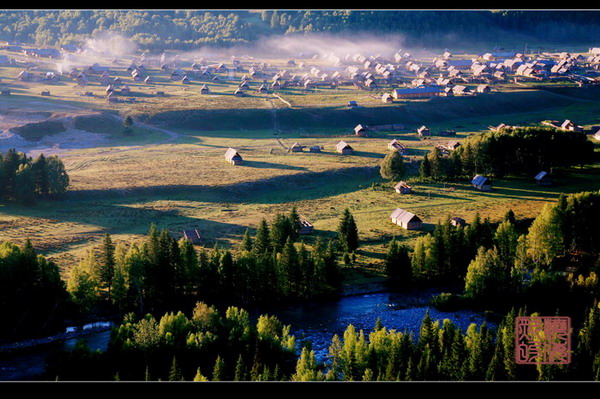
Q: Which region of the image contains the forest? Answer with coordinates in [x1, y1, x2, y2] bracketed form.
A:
[3, 190, 600, 380]
[1, 10, 600, 50]
[0, 149, 70, 204]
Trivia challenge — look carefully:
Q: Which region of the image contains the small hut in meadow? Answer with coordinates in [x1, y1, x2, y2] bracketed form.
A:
[534, 171, 553, 186]
[388, 139, 406, 154]
[298, 219, 314, 235]
[446, 141, 461, 151]
[354, 124, 368, 137]
[200, 84, 211, 94]
[290, 143, 304, 152]
[382, 93, 394, 103]
[309, 145, 322, 153]
[394, 181, 413, 194]
[450, 217, 467, 228]
[182, 229, 201, 244]
[390, 208, 422, 230]
[471, 175, 492, 191]
[417, 125, 431, 137]
[225, 148, 243, 165]
[335, 141, 354, 155]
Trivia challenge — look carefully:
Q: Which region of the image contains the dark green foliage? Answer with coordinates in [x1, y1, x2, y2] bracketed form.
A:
[337, 208, 359, 253]
[384, 239, 412, 288]
[0, 149, 69, 204]
[430, 127, 595, 180]
[0, 240, 69, 339]
[0, 11, 599, 50]
[380, 151, 406, 180]
[47, 302, 298, 381]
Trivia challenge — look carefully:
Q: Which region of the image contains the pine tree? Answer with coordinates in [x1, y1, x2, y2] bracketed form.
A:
[98, 233, 116, 301]
[46, 155, 70, 196]
[32, 153, 49, 196]
[241, 228, 253, 252]
[337, 208, 359, 253]
[194, 367, 209, 381]
[14, 163, 36, 205]
[380, 150, 406, 180]
[384, 238, 412, 288]
[289, 207, 302, 241]
[419, 154, 432, 178]
[168, 356, 182, 381]
[291, 347, 324, 381]
[212, 356, 227, 381]
[253, 219, 271, 254]
[234, 354, 247, 381]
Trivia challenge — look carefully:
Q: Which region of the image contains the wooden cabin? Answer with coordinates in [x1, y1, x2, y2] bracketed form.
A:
[388, 139, 406, 153]
[390, 208, 422, 230]
[354, 124, 368, 137]
[446, 141, 461, 151]
[309, 145, 322, 153]
[290, 142, 304, 152]
[417, 126, 431, 137]
[182, 229, 201, 245]
[535, 171, 553, 186]
[200, 84, 210, 94]
[450, 217, 467, 228]
[298, 219, 314, 235]
[394, 181, 413, 194]
[335, 141, 354, 155]
[471, 175, 492, 191]
[224, 148, 243, 165]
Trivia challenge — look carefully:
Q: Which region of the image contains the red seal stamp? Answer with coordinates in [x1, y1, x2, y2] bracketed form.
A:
[515, 316, 571, 364]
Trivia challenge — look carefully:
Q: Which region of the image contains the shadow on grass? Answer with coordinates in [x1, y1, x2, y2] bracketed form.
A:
[241, 160, 308, 171]
[1, 201, 251, 250]
[60, 166, 382, 205]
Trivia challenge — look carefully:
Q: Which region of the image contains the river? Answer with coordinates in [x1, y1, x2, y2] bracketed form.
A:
[0, 288, 496, 381]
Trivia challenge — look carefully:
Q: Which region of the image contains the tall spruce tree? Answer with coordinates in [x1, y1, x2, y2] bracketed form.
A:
[337, 208, 359, 252]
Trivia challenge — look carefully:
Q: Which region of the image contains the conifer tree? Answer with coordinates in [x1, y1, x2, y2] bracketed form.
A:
[98, 233, 116, 301]
[212, 356, 227, 381]
[253, 218, 271, 254]
[337, 208, 359, 253]
[380, 150, 406, 180]
[291, 347, 324, 381]
[241, 228, 253, 252]
[384, 238, 412, 288]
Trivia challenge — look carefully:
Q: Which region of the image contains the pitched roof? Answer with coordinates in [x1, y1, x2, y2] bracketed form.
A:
[472, 174, 490, 186]
[225, 148, 242, 161]
[394, 181, 411, 190]
[390, 208, 421, 224]
[535, 171, 548, 180]
[336, 141, 353, 151]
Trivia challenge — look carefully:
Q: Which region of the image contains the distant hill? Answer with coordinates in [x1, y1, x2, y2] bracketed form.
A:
[1, 10, 600, 51]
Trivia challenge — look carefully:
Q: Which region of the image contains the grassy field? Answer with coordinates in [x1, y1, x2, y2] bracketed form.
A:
[1, 49, 600, 286]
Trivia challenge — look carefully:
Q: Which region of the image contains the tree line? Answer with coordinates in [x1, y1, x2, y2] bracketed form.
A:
[1, 10, 600, 51]
[0, 149, 70, 204]
[0, 240, 69, 339]
[66, 208, 349, 316]
[383, 191, 600, 317]
[419, 127, 595, 181]
[46, 301, 600, 381]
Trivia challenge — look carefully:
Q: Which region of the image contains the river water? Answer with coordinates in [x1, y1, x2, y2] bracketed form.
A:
[0, 288, 496, 381]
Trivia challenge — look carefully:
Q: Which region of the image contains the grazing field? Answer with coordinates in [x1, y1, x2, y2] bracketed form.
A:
[1, 48, 600, 286]
[1, 120, 598, 285]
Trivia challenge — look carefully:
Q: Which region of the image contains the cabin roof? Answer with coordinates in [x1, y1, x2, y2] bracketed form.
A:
[472, 174, 490, 186]
[390, 208, 421, 224]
